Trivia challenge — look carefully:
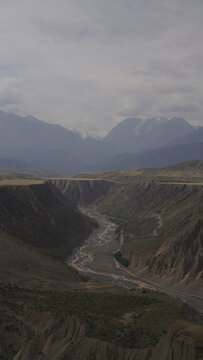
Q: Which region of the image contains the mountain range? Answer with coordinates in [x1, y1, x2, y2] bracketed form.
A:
[0, 110, 202, 174]
[103, 116, 194, 153]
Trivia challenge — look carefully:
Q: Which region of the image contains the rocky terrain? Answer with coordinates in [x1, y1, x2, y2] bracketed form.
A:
[62, 162, 203, 291]
[52, 178, 114, 206]
[114, 182, 203, 289]
[0, 180, 96, 289]
[0, 162, 202, 359]
[0, 285, 203, 360]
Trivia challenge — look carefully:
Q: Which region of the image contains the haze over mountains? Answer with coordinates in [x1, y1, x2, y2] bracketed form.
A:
[0, 111, 202, 174]
[103, 117, 194, 153]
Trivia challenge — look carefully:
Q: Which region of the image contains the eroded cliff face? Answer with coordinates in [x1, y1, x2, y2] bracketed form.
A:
[92, 180, 203, 287]
[70, 338, 151, 360]
[146, 219, 203, 284]
[151, 326, 198, 360]
[121, 219, 203, 287]
[1, 284, 202, 360]
[0, 306, 151, 360]
[52, 179, 114, 206]
[1, 306, 202, 360]
[0, 307, 85, 360]
[0, 182, 94, 258]
[52, 178, 203, 287]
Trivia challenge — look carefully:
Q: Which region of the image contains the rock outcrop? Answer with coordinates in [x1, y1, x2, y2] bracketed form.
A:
[0, 307, 85, 360]
[151, 323, 203, 360]
[146, 219, 203, 284]
[120, 218, 203, 288]
[52, 179, 113, 206]
[94, 180, 203, 287]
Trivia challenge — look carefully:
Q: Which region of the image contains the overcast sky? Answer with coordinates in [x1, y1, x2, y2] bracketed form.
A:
[0, 0, 203, 136]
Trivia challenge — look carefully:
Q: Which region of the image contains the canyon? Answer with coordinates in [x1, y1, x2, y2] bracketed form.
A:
[0, 161, 202, 359]
[54, 163, 203, 294]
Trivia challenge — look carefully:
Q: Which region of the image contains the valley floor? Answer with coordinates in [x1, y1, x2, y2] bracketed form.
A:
[67, 206, 203, 312]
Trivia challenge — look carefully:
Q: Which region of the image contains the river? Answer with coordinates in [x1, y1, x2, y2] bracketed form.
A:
[67, 206, 203, 312]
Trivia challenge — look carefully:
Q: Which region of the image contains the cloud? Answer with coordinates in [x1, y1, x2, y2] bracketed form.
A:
[0, 0, 202, 134]
[157, 86, 195, 95]
[0, 77, 24, 107]
[36, 0, 175, 44]
[159, 103, 197, 113]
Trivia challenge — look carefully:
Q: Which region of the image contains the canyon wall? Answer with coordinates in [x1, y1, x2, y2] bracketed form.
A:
[52, 178, 114, 206]
[57, 178, 203, 287]
[0, 182, 94, 258]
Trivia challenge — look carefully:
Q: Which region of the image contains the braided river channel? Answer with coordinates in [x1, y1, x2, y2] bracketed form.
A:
[67, 206, 203, 312]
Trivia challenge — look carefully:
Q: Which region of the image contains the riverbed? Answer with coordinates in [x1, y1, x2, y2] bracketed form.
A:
[67, 207, 160, 289]
[67, 206, 203, 311]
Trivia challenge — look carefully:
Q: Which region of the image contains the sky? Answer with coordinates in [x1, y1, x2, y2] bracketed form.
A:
[0, 0, 203, 136]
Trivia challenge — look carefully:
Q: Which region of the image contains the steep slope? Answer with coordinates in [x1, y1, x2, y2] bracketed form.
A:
[169, 126, 203, 146]
[68, 165, 203, 289]
[0, 285, 202, 360]
[0, 182, 94, 258]
[52, 178, 114, 206]
[0, 169, 203, 359]
[151, 322, 203, 360]
[144, 218, 203, 283]
[104, 117, 195, 154]
[0, 111, 83, 157]
[0, 231, 83, 289]
[96, 181, 203, 287]
[0, 180, 98, 288]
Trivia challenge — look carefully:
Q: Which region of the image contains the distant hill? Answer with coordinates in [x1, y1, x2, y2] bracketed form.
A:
[0, 157, 31, 169]
[103, 117, 195, 154]
[162, 160, 203, 171]
[94, 142, 203, 171]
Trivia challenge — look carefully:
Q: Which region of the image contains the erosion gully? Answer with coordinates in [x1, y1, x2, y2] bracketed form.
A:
[67, 206, 203, 312]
